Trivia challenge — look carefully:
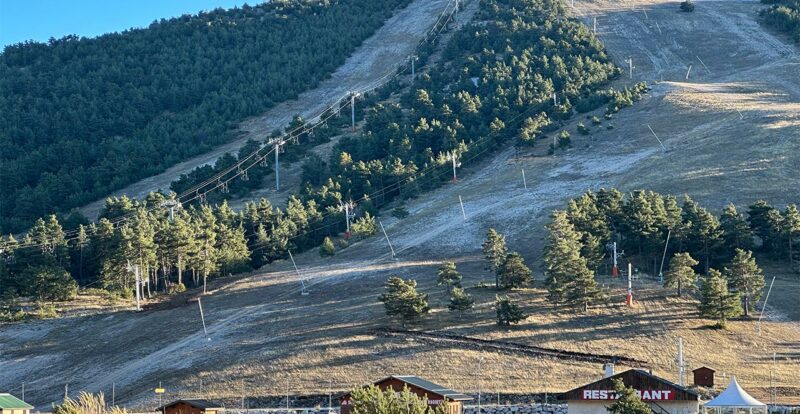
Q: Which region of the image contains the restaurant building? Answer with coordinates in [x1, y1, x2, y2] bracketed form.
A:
[562, 369, 701, 414]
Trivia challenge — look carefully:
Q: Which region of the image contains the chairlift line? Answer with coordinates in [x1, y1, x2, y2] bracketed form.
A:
[5, 86, 542, 253]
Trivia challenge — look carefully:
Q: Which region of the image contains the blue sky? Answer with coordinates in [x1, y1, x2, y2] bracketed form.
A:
[0, 0, 251, 48]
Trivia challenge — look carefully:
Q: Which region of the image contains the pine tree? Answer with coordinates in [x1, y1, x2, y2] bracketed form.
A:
[101, 224, 136, 295]
[748, 200, 782, 253]
[349, 384, 447, 414]
[378, 276, 430, 327]
[723, 249, 764, 317]
[216, 223, 250, 276]
[699, 269, 742, 328]
[194, 205, 219, 293]
[683, 198, 723, 273]
[498, 252, 532, 289]
[436, 261, 462, 293]
[565, 265, 602, 312]
[166, 211, 195, 288]
[623, 190, 657, 255]
[130, 209, 157, 296]
[596, 188, 624, 230]
[664, 252, 698, 296]
[21, 265, 78, 302]
[720, 203, 754, 252]
[351, 212, 377, 239]
[319, 236, 336, 257]
[783, 204, 800, 267]
[543, 211, 594, 307]
[495, 295, 525, 326]
[607, 378, 651, 414]
[74, 225, 89, 283]
[482, 228, 508, 288]
[448, 287, 474, 318]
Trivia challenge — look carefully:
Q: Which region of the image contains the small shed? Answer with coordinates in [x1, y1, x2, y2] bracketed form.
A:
[703, 376, 767, 414]
[562, 369, 701, 414]
[693, 366, 716, 387]
[157, 399, 223, 414]
[0, 394, 33, 414]
[340, 375, 473, 414]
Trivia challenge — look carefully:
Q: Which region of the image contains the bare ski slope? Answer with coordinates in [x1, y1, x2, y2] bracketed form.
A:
[4, 0, 800, 409]
[78, 0, 451, 220]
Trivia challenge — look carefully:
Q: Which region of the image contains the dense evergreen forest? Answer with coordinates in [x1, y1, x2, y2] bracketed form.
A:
[760, 0, 800, 42]
[1, 0, 639, 317]
[0, 0, 412, 233]
[542, 189, 797, 320]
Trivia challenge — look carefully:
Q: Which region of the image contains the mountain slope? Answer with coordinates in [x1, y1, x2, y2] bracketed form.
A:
[3, 0, 800, 409]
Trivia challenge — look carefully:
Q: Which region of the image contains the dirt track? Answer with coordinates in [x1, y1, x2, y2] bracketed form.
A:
[4, 0, 800, 409]
[77, 0, 451, 220]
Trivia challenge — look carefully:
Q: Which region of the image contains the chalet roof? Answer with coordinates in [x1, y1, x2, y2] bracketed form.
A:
[693, 366, 716, 373]
[391, 376, 473, 401]
[341, 375, 473, 402]
[561, 369, 700, 401]
[0, 394, 33, 409]
[704, 377, 766, 408]
[157, 399, 224, 411]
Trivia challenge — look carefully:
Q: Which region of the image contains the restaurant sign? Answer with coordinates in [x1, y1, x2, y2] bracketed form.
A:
[582, 389, 675, 401]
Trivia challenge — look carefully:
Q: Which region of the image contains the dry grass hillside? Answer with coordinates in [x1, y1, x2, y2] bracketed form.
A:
[3, 0, 800, 410]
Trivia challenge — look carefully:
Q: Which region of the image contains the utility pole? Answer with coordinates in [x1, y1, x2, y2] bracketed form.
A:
[646, 124, 667, 152]
[627, 58, 633, 79]
[446, 151, 461, 183]
[127, 261, 141, 311]
[269, 138, 283, 191]
[64, 383, 69, 400]
[198, 297, 209, 339]
[350, 92, 360, 132]
[162, 200, 179, 222]
[379, 221, 396, 259]
[287, 249, 309, 296]
[552, 92, 557, 106]
[241, 379, 245, 409]
[340, 200, 356, 238]
[410, 55, 418, 80]
[458, 195, 467, 220]
[612, 242, 619, 277]
[477, 357, 484, 414]
[21, 383, 24, 402]
[686, 64, 693, 80]
[593, 16, 597, 35]
[758, 276, 777, 335]
[521, 169, 527, 189]
[771, 352, 777, 404]
[626, 262, 633, 306]
[112, 383, 115, 406]
[677, 338, 684, 386]
[328, 378, 333, 412]
[658, 229, 671, 284]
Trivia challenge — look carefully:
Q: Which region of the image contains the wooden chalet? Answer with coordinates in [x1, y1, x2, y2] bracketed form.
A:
[692, 366, 716, 388]
[156, 399, 224, 414]
[340, 375, 473, 414]
[562, 369, 700, 414]
[0, 394, 33, 414]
